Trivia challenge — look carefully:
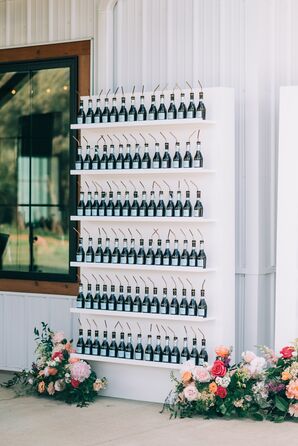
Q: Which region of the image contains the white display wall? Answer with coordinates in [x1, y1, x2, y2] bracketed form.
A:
[70, 87, 235, 402]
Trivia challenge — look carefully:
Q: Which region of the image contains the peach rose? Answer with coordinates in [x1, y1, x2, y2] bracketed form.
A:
[65, 342, 75, 353]
[286, 380, 298, 399]
[181, 370, 192, 384]
[215, 346, 230, 358]
[288, 403, 298, 417]
[38, 381, 46, 393]
[209, 382, 218, 394]
[282, 371, 292, 381]
[69, 357, 80, 364]
[47, 382, 55, 395]
[48, 367, 58, 376]
[194, 366, 211, 383]
[183, 384, 199, 401]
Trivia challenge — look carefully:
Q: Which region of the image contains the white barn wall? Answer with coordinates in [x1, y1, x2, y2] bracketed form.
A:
[0, 0, 296, 368]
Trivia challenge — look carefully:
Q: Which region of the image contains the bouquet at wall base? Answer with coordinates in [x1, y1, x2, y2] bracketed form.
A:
[164, 345, 277, 421]
[1, 322, 107, 407]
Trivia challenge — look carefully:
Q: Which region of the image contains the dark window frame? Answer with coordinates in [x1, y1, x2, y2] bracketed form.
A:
[0, 56, 77, 283]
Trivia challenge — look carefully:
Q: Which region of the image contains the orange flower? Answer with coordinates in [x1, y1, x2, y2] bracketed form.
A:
[38, 381, 46, 393]
[286, 380, 298, 399]
[215, 346, 230, 358]
[282, 371, 292, 381]
[209, 382, 218, 394]
[65, 342, 75, 353]
[48, 367, 58, 376]
[181, 371, 192, 384]
[69, 357, 80, 364]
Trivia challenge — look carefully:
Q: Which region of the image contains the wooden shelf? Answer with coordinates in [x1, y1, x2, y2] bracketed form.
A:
[71, 118, 216, 131]
[71, 353, 181, 370]
[70, 307, 215, 322]
[70, 262, 215, 273]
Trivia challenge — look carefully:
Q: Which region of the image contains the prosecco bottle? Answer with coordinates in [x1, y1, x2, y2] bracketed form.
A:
[92, 145, 100, 170]
[144, 334, 153, 361]
[145, 239, 155, 265]
[83, 145, 92, 170]
[157, 94, 167, 120]
[142, 286, 151, 313]
[179, 288, 189, 315]
[76, 328, 85, 354]
[116, 144, 125, 169]
[141, 143, 151, 169]
[92, 191, 100, 216]
[167, 93, 177, 119]
[86, 237, 94, 263]
[183, 190, 192, 217]
[197, 91, 206, 120]
[139, 191, 148, 216]
[177, 92, 186, 119]
[137, 95, 147, 121]
[137, 239, 146, 265]
[181, 337, 190, 363]
[153, 335, 162, 362]
[75, 145, 83, 170]
[166, 192, 174, 217]
[94, 98, 102, 123]
[111, 238, 120, 264]
[131, 191, 140, 216]
[100, 330, 109, 356]
[95, 238, 103, 263]
[152, 143, 162, 169]
[117, 332, 126, 358]
[103, 238, 111, 263]
[106, 191, 114, 216]
[160, 287, 169, 314]
[162, 336, 171, 363]
[128, 239, 137, 265]
[183, 142, 192, 168]
[84, 329, 92, 355]
[189, 241, 197, 267]
[110, 97, 118, 123]
[151, 287, 160, 314]
[198, 288, 207, 318]
[133, 286, 142, 312]
[116, 285, 125, 311]
[92, 330, 100, 355]
[100, 145, 108, 169]
[155, 239, 163, 265]
[85, 99, 94, 124]
[109, 331, 118, 357]
[188, 289, 197, 316]
[163, 239, 171, 266]
[76, 237, 85, 262]
[170, 288, 179, 315]
[118, 97, 128, 122]
[93, 284, 101, 309]
[85, 283, 93, 309]
[135, 334, 144, 360]
[148, 94, 157, 120]
[148, 191, 156, 217]
[197, 240, 207, 268]
[124, 286, 133, 312]
[77, 99, 85, 124]
[187, 92, 196, 119]
[194, 191, 203, 217]
[100, 285, 108, 310]
[107, 144, 116, 169]
[162, 142, 171, 168]
[194, 140, 203, 168]
[171, 239, 180, 266]
[132, 144, 142, 169]
[180, 240, 189, 266]
[98, 191, 107, 216]
[125, 333, 134, 359]
[190, 338, 199, 365]
[156, 191, 166, 216]
[102, 97, 110, 123]
[198, 338, 208, 365]
[171, 336, 180, 364]
[122, 191, 131, 217]
[120, 238, 128, 264]
[128, 96, 137, 121]
[174, 190, 183, 217]
[124, 144, 132, 169]
[108, 285, 117, 311]
[114, 191, 122, 216]
[173, 142, 182, 168]
[76, 283, 84, 308]
[85, 191, 92, 217]
[77, 191, 85, 216]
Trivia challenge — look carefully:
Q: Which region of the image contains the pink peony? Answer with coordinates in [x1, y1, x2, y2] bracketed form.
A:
[242, 351, 257, 364]
[52, 332, 65, 344]
[286, 380, 298, 399]
[193, 366, 211, 383]
[70, 360, 91, 382]
[183, 384, 199, 401]
[288, 403, 298, 417]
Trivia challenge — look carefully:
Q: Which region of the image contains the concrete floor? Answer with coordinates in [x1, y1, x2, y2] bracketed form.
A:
[0, 372, 297, 446]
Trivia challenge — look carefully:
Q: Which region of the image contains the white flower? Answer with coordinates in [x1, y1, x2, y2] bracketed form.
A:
[247, 357, 266, 375]
[215, 376, 231, 388]
[28, 378, 34, 385]
[54, 379, 66, 392]
[242, 351, 257, 364]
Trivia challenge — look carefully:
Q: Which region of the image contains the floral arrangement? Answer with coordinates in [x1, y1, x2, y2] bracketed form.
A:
[165, 340, 298, 422]
[2, 323, 107, 407]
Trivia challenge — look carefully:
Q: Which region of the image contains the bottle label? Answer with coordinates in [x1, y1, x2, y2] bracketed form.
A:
[160, 307, 167, 314]
[118, 350, 125, 358]
[170, 307, 177, 315]
[76, 254, 83, 262]
[193, 160, 201, 168]
[171, 355, 178, 363]
[148, 113, 155, 120]
[155, 257, 161, 265]
[93, 302, 99, 310]
[153, 354, 160, 362]
[83, 162, 90, 170]
[135, 352, 142, 360]
[98, 209, 105, 216]
[95, 255, 101, 263]
[131, 209, 138, 216]
[158, 113, 165, 120]
[188, 308, 195, 316]
[117, 303, 123, 311]
[111, 256, 118, 264]
[198, 357, 204, 365]
[110, 116, 116, 123]
[128, 115, 134, 122]
[137, 114, 144, 121]
[183, 209, 190, 217]
[116, 162, 123, 169]
[108, 162, 114, 169]
[145, 353, 151, 361]
[173, 161, 180, 168]
[179, 308, 187, 315]
[198, 309, 205, 317]
[172, 258, 179, 266]
[106, 209, 113, 216]
[86, 116, 92, 124]
[197, 259, 204, 268]
[128, 257, 135, 265]
[124, 304, 131, 312]
[91, 209, 98, 216]
[133, 305, 139, 312]
[137, 257, 144, 265]
[77, 117, 83, 124]
[142, 305, 148, 312]
[145, 258, 153, 265]
[125, 352, 132, 359]
[102, 116, 108, 123]
[101, 303, 107, 310]
[162, 161, 169, 168]
[151, 306, 157, 313]
[156, 209, 163, 217]
[122, 209, 129, 216]
[108, 303, 115, 310]
[94, 116, 100, 124]
[132, 162, 139, 169]
[174, 210, 181, 217]
[189, 357, 196, 365]
[166, 209, 173, 217]
[75, 162, 82, 170]
[85, 346, 91, 355]
[92, 347, 99, 355]
[152, 161, 160, 169]
[84, 253, 92, 263]
[189, 258, 196, 267]
[109, 350, 116, 357]
[177, 111, 184, 119]
[148, 209, 154, 217]
[76, 346, 83, 354]
[163, 258, 170, 266]
[162, 355, 169, 363]
[183, 161, 190, 168]
[120, 257, 127, 264]
[197, 111, 202, 119]
[76, 301, 83, 308]
[85, 301, 91, 309]
[187, 111, 195, 119]
[119, 115, 125, 122]
[167, 112, 174, 120]
[103, 255, 110, 263]
[181, 258, 188, 266]
[101, 348, 107, 356]
[85, 209, 91, 216]
[139, 209, 146, 216]
[77, 209, 84, 216]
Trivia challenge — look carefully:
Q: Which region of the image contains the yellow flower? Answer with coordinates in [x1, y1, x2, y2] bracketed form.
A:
[209, 382, 218, 394]
[282, 371, 292, 381]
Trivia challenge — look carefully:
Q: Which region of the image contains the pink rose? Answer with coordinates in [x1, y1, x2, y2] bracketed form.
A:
[52, 331, 65, 344]
[242, 351, 256, 363]
[280, 346, 295, 359]
[211, 360, 226, 377]
[51, 351, 63, 361]
[183, 384, 199, 401]
[194, 366, 211, 383]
